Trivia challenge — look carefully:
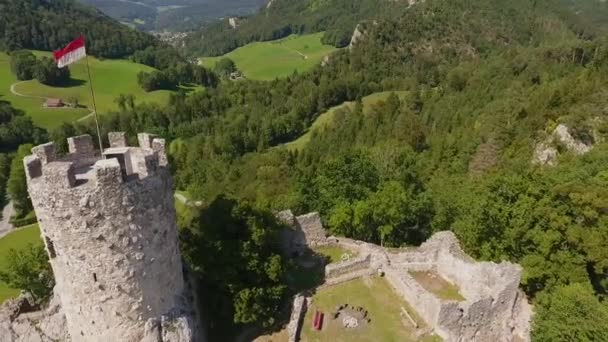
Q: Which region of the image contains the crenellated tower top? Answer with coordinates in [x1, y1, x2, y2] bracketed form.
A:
[24, 132, 186, 342]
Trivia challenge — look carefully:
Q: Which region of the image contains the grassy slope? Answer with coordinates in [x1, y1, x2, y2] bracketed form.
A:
[0, 224, 42, 303]
[0, 52, 176, 129]
[200, 33, 337, 80]
[285, 91, 408, 151]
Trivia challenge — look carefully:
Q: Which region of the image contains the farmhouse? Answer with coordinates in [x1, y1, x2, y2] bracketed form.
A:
[44, 98, 64, 108]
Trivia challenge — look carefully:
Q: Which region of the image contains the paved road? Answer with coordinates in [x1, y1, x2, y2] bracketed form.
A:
[9, 81, 95, 122]
[0, 201, 15, 239]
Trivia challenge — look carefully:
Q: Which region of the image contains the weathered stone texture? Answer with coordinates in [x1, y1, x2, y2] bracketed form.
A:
[0, 293, 67, 342]
[286, 294, 308, 342]
[533, 124, 592, 166]
[19, 133, 197, 342]
[325, 254, 371, 279]
[294, 212, 327, 247]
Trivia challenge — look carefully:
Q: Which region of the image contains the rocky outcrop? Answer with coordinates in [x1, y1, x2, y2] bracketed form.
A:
[228, 17, 240, 29]
[533, 124, 593, 166]
[349, 24, 366, 49]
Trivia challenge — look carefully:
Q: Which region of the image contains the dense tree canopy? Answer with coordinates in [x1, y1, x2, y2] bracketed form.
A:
[0, 0, 157, 58]
[179, 196, 288, 336]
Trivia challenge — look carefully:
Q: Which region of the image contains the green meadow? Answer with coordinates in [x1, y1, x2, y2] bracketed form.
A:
[0, 224, 42, 304]
[0, 51, 178, 130]
[285, 91, 408, 151]
[200, 33, 338, 80]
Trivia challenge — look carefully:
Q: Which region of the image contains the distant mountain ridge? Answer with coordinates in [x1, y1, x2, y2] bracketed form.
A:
[78, 0, 268, 31]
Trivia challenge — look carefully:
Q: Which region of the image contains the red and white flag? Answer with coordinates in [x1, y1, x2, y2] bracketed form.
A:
[53, 36, 86, 68]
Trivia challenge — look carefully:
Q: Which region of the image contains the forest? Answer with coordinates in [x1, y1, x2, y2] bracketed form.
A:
[184, 0, 391, 56]
[2, 0, 608, 340]
[0, 0, 157, 58]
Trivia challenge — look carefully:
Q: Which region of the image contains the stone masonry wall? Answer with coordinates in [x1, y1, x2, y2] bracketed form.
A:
[23, 133, 192, 342]
[286, 294, 308, 342]
[325, 254, 371, 279]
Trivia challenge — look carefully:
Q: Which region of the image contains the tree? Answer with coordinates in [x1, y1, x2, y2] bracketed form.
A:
[9, 50, 37, 80]
[0, 244, 54, 303]
[8, 144, 34, 218]
[33, 57, 70, 86]
[214, 58, 236, 77]
[532, 284, 608, 342]
[180, 196, 287, 334]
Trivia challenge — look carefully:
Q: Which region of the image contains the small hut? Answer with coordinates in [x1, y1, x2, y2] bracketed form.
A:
[45, 98, 65, 108]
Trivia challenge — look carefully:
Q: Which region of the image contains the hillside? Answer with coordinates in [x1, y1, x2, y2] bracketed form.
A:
[0, 0, 159, 58]
[79, 0, 267, 31]
[200, 33, 337, 80]
[184, 0, 392, 56]
[0, 52, 179, 129]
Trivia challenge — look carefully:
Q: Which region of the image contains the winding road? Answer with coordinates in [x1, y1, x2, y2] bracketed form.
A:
[9, 81, 96, 122]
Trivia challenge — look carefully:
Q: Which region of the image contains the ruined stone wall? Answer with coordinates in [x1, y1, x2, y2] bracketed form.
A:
[24, 133, 189, 342]
[286, 294, 308, 342]
[384, 268, 443, 329]
[325, 254, 371, 279]
[295, 212, 327, 247]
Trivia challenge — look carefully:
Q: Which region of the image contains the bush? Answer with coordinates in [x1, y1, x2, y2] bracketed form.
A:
[9, 211, 37, 228]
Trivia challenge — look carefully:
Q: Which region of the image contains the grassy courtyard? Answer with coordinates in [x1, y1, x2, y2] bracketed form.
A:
[0, 51, 186, 129]
[301, 277, 434, 342]
[200, 33, 338, 80]
[314, 245, 356, 264]
[285, 91, 408, 151]
[0, 224, 43, 304]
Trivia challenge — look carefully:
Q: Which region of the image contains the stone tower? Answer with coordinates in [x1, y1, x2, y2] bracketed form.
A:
[24, 132, 193, 341]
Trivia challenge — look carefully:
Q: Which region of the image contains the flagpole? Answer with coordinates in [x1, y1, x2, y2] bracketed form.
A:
[84, 54, 104, 153]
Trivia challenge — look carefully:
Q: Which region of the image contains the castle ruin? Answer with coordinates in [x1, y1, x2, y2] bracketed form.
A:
[1, 133, 197, 342]
[279, 210, 532, 342]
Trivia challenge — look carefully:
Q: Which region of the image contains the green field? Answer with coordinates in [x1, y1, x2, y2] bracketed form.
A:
[285, 91, 408, 151]
[0, 51, 179, 129]
[0, 224, 43, 304]
[200, 33, 338, 80]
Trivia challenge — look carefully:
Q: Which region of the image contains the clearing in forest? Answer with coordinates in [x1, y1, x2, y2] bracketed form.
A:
[199, 33, 337, 80]
[285, 91, 408, 151]
[0, 224, 42, 304]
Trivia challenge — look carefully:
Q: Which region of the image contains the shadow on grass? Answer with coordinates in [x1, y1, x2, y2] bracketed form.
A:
[54, 78, 86, 88]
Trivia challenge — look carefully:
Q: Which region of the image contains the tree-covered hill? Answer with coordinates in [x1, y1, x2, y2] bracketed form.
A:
[0, 0, 158, 58]
[184, 0, 393, 56]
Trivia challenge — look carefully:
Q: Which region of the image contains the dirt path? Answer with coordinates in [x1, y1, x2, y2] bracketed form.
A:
[9, 81, 95, 122]
[0, 201, 15, 239]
